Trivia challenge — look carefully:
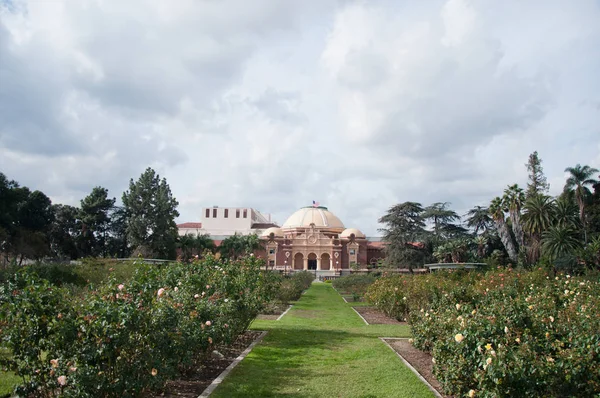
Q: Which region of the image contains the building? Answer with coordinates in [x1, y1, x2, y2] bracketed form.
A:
[177, 206, 278, 238]
[259, 205, 385, 274]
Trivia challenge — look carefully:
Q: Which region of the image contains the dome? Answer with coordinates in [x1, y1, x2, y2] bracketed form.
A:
[261, 227, 284, 237]
[340, 228, 365, 239]
[282, 206, 345, 231]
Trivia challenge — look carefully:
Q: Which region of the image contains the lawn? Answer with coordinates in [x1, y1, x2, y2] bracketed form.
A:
[211, 283, 434, 397]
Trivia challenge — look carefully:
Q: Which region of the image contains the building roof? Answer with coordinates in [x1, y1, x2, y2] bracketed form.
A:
[177, 222, 203, 229]
[261, 227, 284, 237]
[340, 228, 366, 239]
[282, 206, 345, 230]
[251, 222, 280, 229]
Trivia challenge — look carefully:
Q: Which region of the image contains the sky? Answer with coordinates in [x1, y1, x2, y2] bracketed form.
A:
[1, 0, 599, 236]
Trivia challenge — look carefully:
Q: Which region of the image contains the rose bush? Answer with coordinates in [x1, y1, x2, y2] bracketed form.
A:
[0, 254, 279, 397]
[366, 268, 600, 397]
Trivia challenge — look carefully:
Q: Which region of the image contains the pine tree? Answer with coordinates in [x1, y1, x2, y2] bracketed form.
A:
[525, 151, 549, 198]
[122, 168, 179, 259]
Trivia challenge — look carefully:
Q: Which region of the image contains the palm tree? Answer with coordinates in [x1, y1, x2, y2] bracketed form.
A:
[503, 184, 526, 247]
[489, 197, 518, 262]
[522, 194, 555, 264]
[465, 206, 493, 235]
[564, 164, 599, 241]
[554, 197, 580, 229]
[542, 225, 581, 261]
[473, 235, 489, 259]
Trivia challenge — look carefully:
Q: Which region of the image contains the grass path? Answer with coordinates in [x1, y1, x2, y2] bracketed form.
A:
[211, 283, 434, 397]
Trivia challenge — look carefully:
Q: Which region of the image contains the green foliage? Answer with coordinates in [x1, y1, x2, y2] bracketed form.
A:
[79, 187, 116, 257]
[122, 168, 179, 259]
[218, 233, 262, 260]
[366, 269, 600, 397]
[378, 202, 430, 269]
[332, 274, 376, 297]
[177, 233, 215, 262]
[525, 151, 549, 198]
[0, 255, 276, 397]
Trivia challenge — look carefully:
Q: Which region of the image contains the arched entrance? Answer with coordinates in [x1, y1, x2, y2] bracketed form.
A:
[307, 253, 318, 270]
[294, 253, 304, 270]
[321, 253, 331, 270]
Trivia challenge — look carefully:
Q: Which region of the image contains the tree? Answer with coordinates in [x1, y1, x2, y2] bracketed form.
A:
[465, 206, 493, 235]
[503, 184, 526, 248]
[554, 196, 580, 229]
[525, 151, 549, 198]
[219, 233, 261, 260]
[542, 225, 581, 262]
[122, 168, 179, 259]
[177, 233, 215, 261]
[79, 187, 116, 257]
[49, 204, 81, 259]
[522, 194, 555, 264]
[378, 202, 430, 270]
[422, 202, 460, 239]
[105, 206, 130, 258]
[489, 197, 518, 262]
[563, 164, 599, 241]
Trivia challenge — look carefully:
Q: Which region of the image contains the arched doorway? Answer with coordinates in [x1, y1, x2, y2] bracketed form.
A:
[294, 253, 304, 270]
[321, 253, 331, 270]
[307, 253, 318, 270]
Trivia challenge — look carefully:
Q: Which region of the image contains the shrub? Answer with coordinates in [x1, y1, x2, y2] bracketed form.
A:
[290, 271, 314, 291]
[333, 274, 376, 297]
[367, 269, 600, 397]
[0, 254, 277, 397]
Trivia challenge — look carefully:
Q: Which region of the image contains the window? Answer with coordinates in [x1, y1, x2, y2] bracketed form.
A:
[243, 209, 247, 218]
[269, 260, 275, 267]
[349, 249, 356, 255]
[269, 248, 275, 255]
[213, 208, 217, 218]
[224, 209, 229, 218]
[236, 209, 240, 218]
[205, 209, 210, 218]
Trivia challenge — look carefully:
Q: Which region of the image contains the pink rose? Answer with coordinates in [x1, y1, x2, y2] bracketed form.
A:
[157, 288, 165, 298]
[194, 294, 200, 299]
[205, 321, 212, 326]
[57, 375, 67, 386]
[118, 284, 124, 291]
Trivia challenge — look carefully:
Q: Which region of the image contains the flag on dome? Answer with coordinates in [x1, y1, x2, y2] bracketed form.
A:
[312, 200, 319, 207]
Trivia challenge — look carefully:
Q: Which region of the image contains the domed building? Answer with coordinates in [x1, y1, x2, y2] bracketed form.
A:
[260, 205, 384, 273]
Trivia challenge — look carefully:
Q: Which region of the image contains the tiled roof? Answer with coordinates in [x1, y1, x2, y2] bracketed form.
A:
[177, 222, 203, 229]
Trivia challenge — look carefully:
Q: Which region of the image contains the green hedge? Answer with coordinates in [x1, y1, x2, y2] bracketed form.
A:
[365, 269, 600, 397]
[332, 274, 376, 296]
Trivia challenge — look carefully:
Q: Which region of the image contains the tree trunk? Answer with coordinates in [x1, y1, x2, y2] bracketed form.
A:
[510, 210, 525, 248]
[496, 219, 518, 262]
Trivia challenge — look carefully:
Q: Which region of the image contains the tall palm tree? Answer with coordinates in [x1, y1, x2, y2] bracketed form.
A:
[564, 164, 599, 241]
[465, 206, 493, 235]
[489, 197, 518, 262]
[522, 194, 555, 264]
[503, 184, 526, 247]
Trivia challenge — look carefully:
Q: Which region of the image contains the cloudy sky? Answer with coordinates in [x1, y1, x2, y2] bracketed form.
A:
[1, 0, 599, 235]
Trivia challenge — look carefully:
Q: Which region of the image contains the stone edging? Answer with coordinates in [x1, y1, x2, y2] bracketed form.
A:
[276, 305, 293, 321]
[351, 306, 369, 325]
[198, 330, 268, 397]
[379, 337, 443, 398]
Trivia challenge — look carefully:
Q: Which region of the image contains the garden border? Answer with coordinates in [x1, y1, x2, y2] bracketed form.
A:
[351, 306, 369, 325]
[198, 330, 268, 397]
[379, 337, 443, 398]
[276, 305, 293, 321]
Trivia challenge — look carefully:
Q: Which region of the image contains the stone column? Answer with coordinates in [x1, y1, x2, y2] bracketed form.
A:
[317, 257, 321, 270]
[303, 257, 308, 270]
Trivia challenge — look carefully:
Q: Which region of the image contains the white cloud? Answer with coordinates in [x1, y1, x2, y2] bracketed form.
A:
[1, 0, 599, 236]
